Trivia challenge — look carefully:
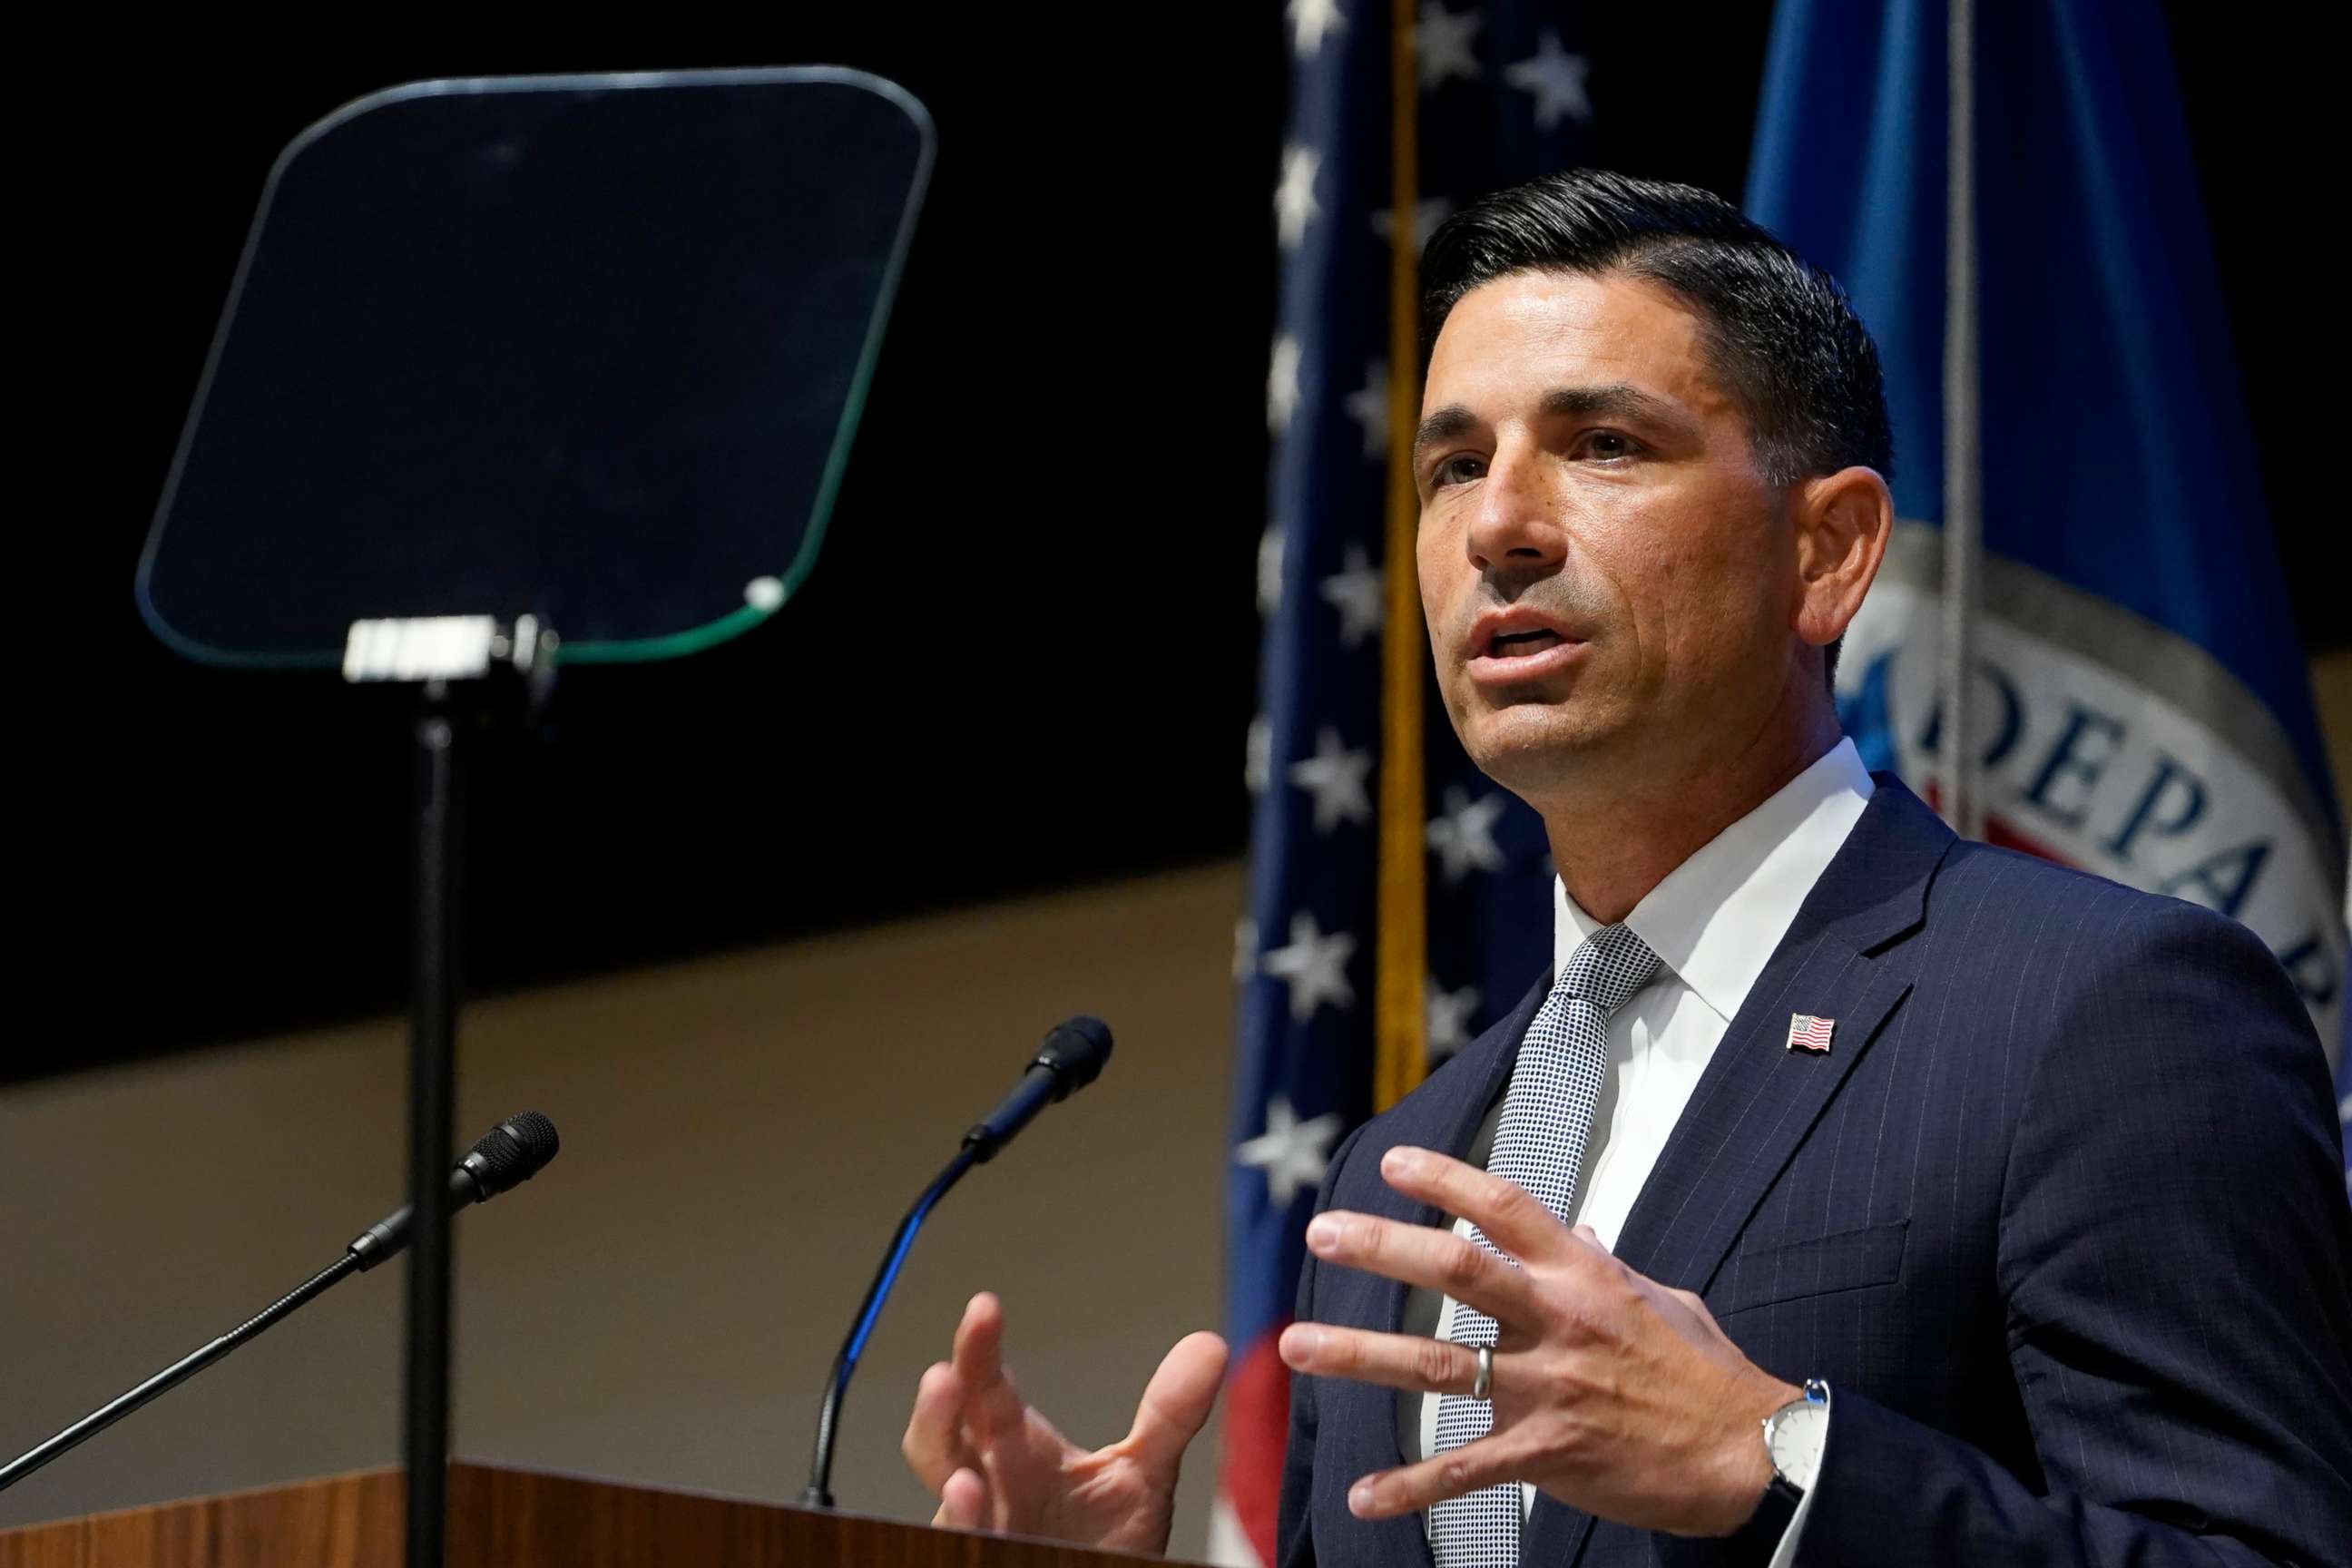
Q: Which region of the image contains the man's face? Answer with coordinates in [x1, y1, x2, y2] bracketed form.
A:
[1415, 269, 1800, 806]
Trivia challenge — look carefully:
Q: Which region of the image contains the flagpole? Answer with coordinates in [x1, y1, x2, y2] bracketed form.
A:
[1940, 0, 1984, 838]
[1373, 0, 1427, 1112]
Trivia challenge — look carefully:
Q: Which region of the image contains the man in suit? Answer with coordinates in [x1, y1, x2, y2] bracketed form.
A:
[899, 171, 2352, 1565]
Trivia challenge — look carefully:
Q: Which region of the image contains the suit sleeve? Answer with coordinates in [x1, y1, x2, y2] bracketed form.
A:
[1794, 899, 2352, 1567]
[1277, 1123, 1369, 1568]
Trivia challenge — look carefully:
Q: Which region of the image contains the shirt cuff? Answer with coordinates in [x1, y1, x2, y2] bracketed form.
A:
[1762, 1405, 1827, 1568]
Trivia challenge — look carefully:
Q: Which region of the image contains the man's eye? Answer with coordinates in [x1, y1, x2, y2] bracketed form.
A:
[1583, 431, 1640, 460]
[1432, 454, 1486, 487]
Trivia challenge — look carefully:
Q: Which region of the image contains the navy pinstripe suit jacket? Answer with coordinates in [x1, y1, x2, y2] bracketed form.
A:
[1277, 776, 2352, 1568]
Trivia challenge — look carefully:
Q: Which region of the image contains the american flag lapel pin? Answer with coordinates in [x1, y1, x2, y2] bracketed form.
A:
[1786, 1014, 1835, 1054]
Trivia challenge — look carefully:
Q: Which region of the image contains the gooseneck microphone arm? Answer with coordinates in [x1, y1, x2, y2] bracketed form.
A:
[801, 1144, 978, 1509]
[0, 1111, 559, 1494]
[801, 1016, 1113, 1510]
[0, 1254, 364, 1490]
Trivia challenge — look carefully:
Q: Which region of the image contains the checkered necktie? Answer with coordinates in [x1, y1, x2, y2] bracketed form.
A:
[1426, 923, 1660, 1568]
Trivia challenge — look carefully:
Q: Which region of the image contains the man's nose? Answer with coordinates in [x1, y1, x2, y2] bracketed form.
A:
[1464, 446, 1565, 577]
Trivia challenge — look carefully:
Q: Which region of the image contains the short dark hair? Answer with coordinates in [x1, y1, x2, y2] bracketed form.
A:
[1420, 168, 1890, 691]
[1422, 169, 1891, 485]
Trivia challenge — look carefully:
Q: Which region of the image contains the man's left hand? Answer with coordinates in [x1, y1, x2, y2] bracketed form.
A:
[1275, 1144, 1796, 1537]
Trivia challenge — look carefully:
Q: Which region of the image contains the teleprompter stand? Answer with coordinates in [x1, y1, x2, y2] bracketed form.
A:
[342, 616, 556, 1568]
[129, 71, 933, 1568]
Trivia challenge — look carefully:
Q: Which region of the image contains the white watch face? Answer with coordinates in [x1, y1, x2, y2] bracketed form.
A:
[1768, 1401, 1828, 1491]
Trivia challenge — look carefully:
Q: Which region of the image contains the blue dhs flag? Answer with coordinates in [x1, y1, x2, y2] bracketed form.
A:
[1746, 0, 2347, 1183]
[1220, 4, 1597, 1560]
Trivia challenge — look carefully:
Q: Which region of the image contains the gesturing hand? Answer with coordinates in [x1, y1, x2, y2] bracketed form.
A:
[1276, 1146, 1794, 1537]
[901, 1291, 1229, 1554]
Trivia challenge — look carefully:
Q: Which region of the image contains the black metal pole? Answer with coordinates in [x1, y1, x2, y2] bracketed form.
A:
[404, 689, 462, 1568]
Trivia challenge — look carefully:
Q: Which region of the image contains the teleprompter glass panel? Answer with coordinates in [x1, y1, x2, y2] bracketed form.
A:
[137, 69, 933, 667]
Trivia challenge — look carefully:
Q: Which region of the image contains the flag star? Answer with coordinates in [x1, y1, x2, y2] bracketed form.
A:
[1289, 726, 1374, 832]
[1426, 979, 1481, 1061]
[1234, 916, 1259, 981]
[1245, 714, 1272, 794]
[1268, 335, 1302, 434]
[1318, 544, 1384, 649]
[1416, 3, 1483, 90]
[1287, 0, 1347, 58]
[1343, 359, 1388, 457]
[1426, 786, 1508, 881]
[1369, 196, 1454, 249]
[1258, 522, 1287, 616]
[1505, 31, 1593, 131]
[1276, 143, 1322, 252]
[1262, 912, 1357, 1021]
[1235, 1094, 1345, 1207]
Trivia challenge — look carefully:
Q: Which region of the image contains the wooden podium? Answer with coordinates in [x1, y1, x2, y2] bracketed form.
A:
[0, 1462, 1197, 1568]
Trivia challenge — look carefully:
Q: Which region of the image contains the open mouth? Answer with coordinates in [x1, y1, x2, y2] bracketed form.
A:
[1485, 628, 1568, 658]
[1466, 617, 1586, 684]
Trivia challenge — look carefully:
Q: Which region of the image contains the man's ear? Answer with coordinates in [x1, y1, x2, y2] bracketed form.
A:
[1790, 466, 1893, 651]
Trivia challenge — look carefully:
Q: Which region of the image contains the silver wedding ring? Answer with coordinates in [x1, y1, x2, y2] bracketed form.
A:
[1470, 1345, 1494, 1401]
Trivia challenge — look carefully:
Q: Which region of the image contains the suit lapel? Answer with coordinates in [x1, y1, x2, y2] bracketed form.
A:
[1402, 975, 1548, 1233]
[1521, 779, 1953, 1567]
[1616, 779, 1952, 1297]
[1609, 946, 1911, 1296]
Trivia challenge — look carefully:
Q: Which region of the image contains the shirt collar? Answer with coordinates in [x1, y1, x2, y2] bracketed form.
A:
[1553, 738, 1875, 1024]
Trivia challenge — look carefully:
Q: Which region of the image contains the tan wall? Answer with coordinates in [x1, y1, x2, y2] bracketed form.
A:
[0, 861, 1246, 1558]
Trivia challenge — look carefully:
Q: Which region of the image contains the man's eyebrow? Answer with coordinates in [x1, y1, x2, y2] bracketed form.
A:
[1537, 383, 1692, 432]
[1412, 405, 1480, 458]
[1412, 384, 1697, 462]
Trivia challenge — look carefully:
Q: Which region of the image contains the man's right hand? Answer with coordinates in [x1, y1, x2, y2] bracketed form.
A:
[901, 1290, 1229, 1555]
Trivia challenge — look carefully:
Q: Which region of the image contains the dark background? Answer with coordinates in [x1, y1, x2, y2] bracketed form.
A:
[21, 7, 2335, 1079]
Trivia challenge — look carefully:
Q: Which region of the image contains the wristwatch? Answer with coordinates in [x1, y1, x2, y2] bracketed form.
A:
[1726, 1379, 1831, 1558]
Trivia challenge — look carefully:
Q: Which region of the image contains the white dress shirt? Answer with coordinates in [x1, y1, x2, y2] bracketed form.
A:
[1416, 737, 1873, 1564]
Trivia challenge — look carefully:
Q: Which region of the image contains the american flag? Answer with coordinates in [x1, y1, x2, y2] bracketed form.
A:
[1785, 1014, 1835, 1054]
[1218, 5, 1598, 1562]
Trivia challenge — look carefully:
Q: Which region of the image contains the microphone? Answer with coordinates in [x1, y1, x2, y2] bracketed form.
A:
[803, 1017, 1114, 1508]
[963, 1015, 1113, 1161]
[0, 1112, 562, 1493]
[350, 1111, 561, 1269]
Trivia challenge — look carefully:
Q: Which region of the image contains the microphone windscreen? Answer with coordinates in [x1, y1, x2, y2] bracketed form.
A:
[468, 1111, 561, 1194]
[1037, 1016, 1113, 1092]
